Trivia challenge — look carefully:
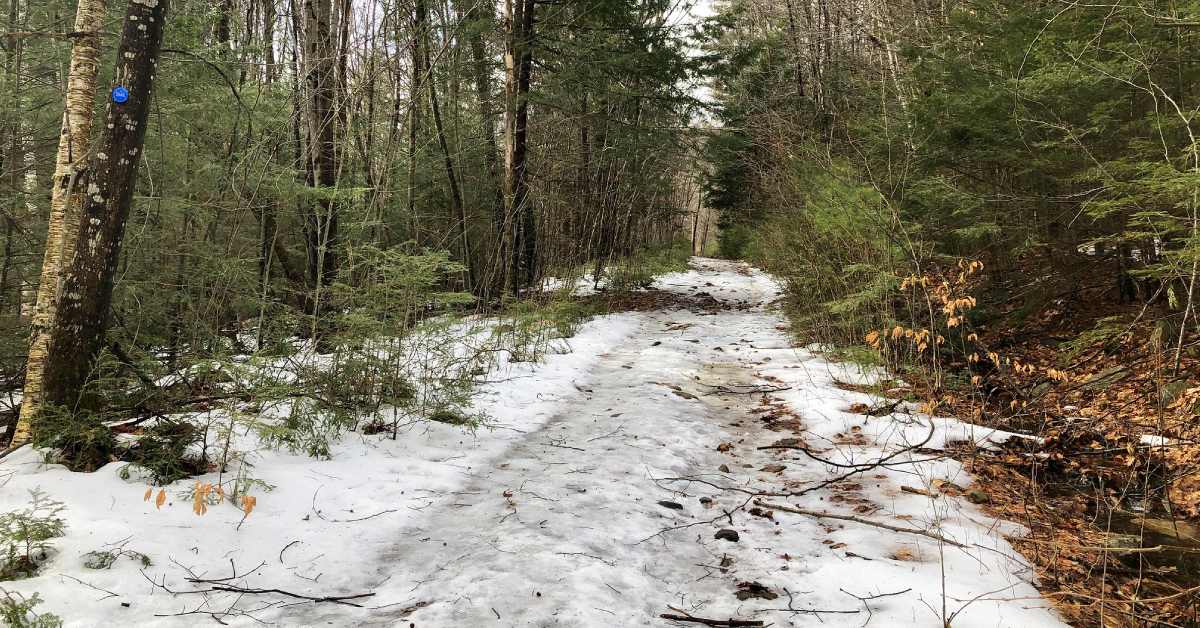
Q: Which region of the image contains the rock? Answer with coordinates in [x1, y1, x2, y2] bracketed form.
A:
[967, 489, 990, 504]
[1082, 365, 1132, 390]
[657, 500, 684, 510]
[760, 463, 787, 473]
[715, 529, 740, 542]
[699, 496, 714, 507]
[1161, 380, 1191, 405]
[718, 464, 731, 473]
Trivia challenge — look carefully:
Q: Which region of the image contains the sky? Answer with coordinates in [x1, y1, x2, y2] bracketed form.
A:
[675, 0, 718, 121]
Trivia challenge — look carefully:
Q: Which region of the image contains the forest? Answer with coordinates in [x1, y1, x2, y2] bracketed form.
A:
[0, 0, 1197, 626]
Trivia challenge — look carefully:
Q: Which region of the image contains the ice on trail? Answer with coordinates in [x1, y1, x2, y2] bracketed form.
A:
[0, 259, 1066, 627]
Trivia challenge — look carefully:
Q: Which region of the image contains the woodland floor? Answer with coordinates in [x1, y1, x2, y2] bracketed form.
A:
[1, 259, 1068, 627]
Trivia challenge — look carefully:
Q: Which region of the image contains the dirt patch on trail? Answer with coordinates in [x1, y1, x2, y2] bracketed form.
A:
[580, 288, 726, 313]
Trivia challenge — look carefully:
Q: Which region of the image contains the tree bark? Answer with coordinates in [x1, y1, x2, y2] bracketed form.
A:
[301, 0, 340, 338]
[12, 0, 106, 444]
[502, 0, 535, 296]
[40, 0, 168, 412]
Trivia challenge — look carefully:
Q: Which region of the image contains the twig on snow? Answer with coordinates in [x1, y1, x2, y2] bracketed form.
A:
[279, 540, 302, 564]
[772, 587, 861, 617]
[311, 486, 399, 523]
[201, 585, 374, 607]
[660, 606, 764, 626]
[840, 587, 912, 626]
[56, 573, 120, 601]
[754, 499, 967, 548]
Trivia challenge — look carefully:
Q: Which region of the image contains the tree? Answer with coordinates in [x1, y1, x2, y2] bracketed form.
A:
[301, 0, 340, 337]
[10, 0, 106, 445]
[502, 0, 535, 295]
[39, 0, 169, 412]
[419, 0, 472, 290]
[460, 0, 504, 295]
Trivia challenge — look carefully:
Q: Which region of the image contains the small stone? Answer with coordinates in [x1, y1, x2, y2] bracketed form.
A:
[760, 463, 787, 473]
[715, 529, 740, 542]
[718, 464, 731, 473]
[699, 497, 713, 507]
[657, 500, 684, 510]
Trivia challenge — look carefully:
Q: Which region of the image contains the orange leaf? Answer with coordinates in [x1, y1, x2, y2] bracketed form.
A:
[155, 489, 166, 509]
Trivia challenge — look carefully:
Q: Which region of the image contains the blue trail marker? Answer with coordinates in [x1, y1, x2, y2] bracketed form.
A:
[111, 86, 129, 104]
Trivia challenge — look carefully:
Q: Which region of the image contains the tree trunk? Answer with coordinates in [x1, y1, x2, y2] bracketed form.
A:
[301, 0, 340, 339]
[407, 1, 424, 244]
[462, 0, 503, 295]
[263, 0, 277, 82]
[12, 0, 106, 444]
[39, 0, 168, 413]
[502, 0, 535, 296]
[419, 0, 472, 291]
[213, 0, 233, 48]
[784, 0, 806, 99]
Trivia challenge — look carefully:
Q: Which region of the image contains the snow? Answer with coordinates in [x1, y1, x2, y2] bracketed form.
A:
[0, 258, 1066, 627]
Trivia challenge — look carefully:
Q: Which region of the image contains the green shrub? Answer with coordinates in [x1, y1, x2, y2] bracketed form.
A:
[496, 296, 600, 362]
[0, 490, 66, 581]
[607, 239, 692, 291]
[718, 224, 754, 259]
[123, 420, 207, 485]
[30, 407, 116, 473]
[0, 590, 62, 628]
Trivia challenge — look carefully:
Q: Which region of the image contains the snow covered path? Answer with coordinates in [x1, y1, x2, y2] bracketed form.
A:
[288, 258, 1066, 628]
[1, 259, 1066, 627]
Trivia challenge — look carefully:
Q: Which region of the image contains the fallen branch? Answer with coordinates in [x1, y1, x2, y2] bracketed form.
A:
[705, 384, 791, 395]
[754, 499, 967, 548]
[659, 612, 763, 626]
[204, 585, 374, 607]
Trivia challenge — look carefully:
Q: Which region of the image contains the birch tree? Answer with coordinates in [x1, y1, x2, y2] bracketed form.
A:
[11, 0, 106, 445]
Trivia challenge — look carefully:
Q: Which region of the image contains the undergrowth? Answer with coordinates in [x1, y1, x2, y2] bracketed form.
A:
[22, 243, 684, 478]
[0, 589, 62, 628]
[0, 490, 65, 582]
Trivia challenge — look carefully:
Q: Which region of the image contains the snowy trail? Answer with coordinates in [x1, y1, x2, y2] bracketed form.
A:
[1, 259, 1067, 627]
[286, 258, 1066, 628]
